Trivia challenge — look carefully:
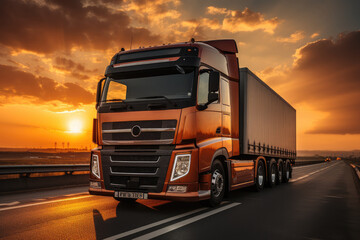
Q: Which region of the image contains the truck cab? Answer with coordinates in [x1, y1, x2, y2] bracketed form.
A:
[89, 39, 295, 206]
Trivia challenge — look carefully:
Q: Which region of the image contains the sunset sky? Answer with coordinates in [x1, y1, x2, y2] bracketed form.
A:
[0, 0, 359, 150]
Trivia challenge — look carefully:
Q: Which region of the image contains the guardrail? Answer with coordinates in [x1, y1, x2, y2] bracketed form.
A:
[295, 159, 325, 166]
[0, 164, 89, 176]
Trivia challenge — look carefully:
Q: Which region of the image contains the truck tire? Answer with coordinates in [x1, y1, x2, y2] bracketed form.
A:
[283, 160, 291, 183]
[268, 160, 277, 188]
[208, 159, 225, 207]
[254, 160, 265, 191]
[277, 160, 284, 185]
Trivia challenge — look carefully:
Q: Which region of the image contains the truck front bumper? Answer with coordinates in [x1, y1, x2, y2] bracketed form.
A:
[89, 184, 210, 202]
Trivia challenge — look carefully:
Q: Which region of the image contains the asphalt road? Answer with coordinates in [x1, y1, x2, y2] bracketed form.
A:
[0, 161, 359, 240]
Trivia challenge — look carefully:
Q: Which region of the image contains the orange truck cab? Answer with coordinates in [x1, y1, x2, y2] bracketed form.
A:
[89, 39, 296, 206]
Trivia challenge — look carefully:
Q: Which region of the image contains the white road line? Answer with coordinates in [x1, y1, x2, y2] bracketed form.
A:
[0, 201, 20, 207]
[0, 195, 92, 212]
[133, 202, 241, 240]
[103, 207, 207, 240]
[290, 162, 340, 182]
[64, 192, 89, 197]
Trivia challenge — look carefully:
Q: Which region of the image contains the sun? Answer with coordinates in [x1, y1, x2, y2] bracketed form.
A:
[68, 119, 83, 133]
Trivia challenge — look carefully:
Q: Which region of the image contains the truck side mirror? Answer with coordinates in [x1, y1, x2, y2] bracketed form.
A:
[96, 78, 106, 109]
[209, 71, 220, 92]
[208, 92, 219, 104]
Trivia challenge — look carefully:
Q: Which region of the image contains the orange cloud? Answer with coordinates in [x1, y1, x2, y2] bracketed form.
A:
[311, 32, 320, 38]
[0, 0, 161, 53]
[53, 57, 99, 80]
[266, 31, 360, 134]
[207, 6, 279, 34]
[0, 64, 94, 106]
[276, 31, 305, 43]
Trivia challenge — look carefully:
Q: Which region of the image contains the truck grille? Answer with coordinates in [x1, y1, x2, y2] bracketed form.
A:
[102, 120, 177, 145]
[101, 145, 174, 192]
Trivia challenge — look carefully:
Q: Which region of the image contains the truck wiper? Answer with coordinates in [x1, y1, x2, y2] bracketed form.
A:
[175, 65, 185, 74]
[136, 96, 176, 106]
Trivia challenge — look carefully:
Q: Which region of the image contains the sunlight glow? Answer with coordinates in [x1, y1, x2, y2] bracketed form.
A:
[68, 119, 83, 133]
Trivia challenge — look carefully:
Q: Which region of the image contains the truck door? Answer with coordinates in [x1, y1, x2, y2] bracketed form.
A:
[221, 78, 232, 155]
[196, 68, 222, 172]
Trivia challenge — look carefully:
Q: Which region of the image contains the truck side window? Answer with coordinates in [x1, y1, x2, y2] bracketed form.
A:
[221, 79, 230, 106]
[106, 80, 127, 101]
[197, 71, 210, 105]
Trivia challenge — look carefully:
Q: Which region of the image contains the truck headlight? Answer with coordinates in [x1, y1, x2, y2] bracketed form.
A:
[91, 154, 101, 179]
[171, 154, 191, 181]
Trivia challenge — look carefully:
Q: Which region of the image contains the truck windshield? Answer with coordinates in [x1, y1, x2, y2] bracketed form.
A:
[102, 70, 195, 102]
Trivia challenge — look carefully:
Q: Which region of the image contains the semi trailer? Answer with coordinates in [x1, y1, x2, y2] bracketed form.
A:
[89, 39, 296, 206]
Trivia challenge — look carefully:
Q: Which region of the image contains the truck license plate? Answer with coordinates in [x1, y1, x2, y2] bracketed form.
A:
[114, 191, 148, 199]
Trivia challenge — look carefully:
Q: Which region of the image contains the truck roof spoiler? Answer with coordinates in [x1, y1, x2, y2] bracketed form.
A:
[200, 39, 238, 54]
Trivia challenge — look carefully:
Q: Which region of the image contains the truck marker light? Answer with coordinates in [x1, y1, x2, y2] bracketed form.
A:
[170, 154, 191, 181]
[167, 185, 187, 193]
[113, 57, 180, 68]
[91, 154, 101, 179]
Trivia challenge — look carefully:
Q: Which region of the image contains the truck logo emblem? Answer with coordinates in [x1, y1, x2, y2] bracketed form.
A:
[131, 125, 141, 137]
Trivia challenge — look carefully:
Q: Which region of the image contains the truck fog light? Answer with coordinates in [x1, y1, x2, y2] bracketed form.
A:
[90, 181, 101, 189]
[168, 185, 187, 193]
[171, 154, 191, 181]
[91, 154, 101, 179]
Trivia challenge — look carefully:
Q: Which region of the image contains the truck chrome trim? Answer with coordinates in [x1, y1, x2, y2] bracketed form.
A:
[197, 137, 237, 148]
[102, 129, 131, 133]
[102, 127, 176, 134]
[103, 139, 174, 145]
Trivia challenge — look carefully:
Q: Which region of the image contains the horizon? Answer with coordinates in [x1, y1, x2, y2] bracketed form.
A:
[0, 0, 359, 150]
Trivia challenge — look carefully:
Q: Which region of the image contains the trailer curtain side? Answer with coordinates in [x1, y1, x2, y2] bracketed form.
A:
[239, 68, 296, 159]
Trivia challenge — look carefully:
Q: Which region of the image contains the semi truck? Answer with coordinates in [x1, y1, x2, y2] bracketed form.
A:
[89, 39, 296, 206]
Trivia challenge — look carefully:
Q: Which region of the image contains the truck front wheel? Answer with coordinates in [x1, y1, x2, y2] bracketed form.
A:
[208, 160, 225, 207]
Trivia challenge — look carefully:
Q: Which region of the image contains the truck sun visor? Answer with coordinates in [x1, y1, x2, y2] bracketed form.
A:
[117, 48, 181, 61]
[113, 57, 180, 68]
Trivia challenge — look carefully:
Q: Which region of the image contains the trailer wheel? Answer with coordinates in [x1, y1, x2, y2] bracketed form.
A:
[268, 161, 277, 188]
[277, 160, 284, 185]
[254, 160, 265, 191]
[283, 160, 291, 183]
[208, 159, 225, 207]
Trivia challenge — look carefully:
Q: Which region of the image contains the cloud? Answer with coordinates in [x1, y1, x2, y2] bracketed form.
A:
[53, 57, 98, 80]
[122, 0, 181, 23]
[0, 0, 161, 53]
[276, 31, 305, 43]
[311, 33, 320, 39]
[0, 64, 94, 106]
[266, 31, 360, 134]
[206, 6, 279, 34]
[207, 6, 228, 15]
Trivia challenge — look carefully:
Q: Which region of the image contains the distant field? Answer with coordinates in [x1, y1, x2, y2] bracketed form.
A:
[0, 151, 90, 165]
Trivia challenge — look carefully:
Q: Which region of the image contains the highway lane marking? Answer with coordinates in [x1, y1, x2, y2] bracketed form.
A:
[0, 195, 92, 212]
[0, 201, 20, 207]
[290, 162, 341, 183]
[64, 192, 89, 197]
[133, 202, 241, 240]
[103, 207, 208, 240]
